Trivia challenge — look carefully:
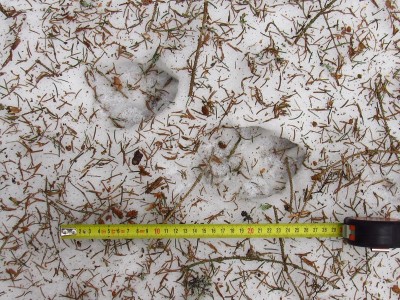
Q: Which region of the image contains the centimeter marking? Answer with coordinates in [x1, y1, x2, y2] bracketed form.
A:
[60, 223, 343, 240]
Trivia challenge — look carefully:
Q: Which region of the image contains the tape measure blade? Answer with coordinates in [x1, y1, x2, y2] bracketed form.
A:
[60, 223, 342, 240]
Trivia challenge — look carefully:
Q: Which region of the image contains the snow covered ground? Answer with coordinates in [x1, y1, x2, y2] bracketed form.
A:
[1, 0, 400, 299]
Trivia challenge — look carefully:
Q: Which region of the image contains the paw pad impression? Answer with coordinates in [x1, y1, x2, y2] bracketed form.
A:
[198, 126, 304, 200]
[86, 60, 178, 128]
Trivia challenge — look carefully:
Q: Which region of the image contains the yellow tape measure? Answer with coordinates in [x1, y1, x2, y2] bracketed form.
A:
[60, 223, 342, 240]
[60, 218, 400, 249]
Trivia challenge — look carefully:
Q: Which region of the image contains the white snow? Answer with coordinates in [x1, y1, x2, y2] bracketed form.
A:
[1, 0, 400, 299]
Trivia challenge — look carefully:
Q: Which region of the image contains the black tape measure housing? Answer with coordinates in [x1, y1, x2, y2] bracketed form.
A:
[344, 217, 400, 249]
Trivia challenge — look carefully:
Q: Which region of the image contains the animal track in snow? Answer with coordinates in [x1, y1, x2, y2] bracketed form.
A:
[198, 126, 305, 200]
[86, 59, 179, 128]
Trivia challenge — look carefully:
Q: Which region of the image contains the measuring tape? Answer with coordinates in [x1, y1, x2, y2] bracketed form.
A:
[60, 217, 400, 249]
